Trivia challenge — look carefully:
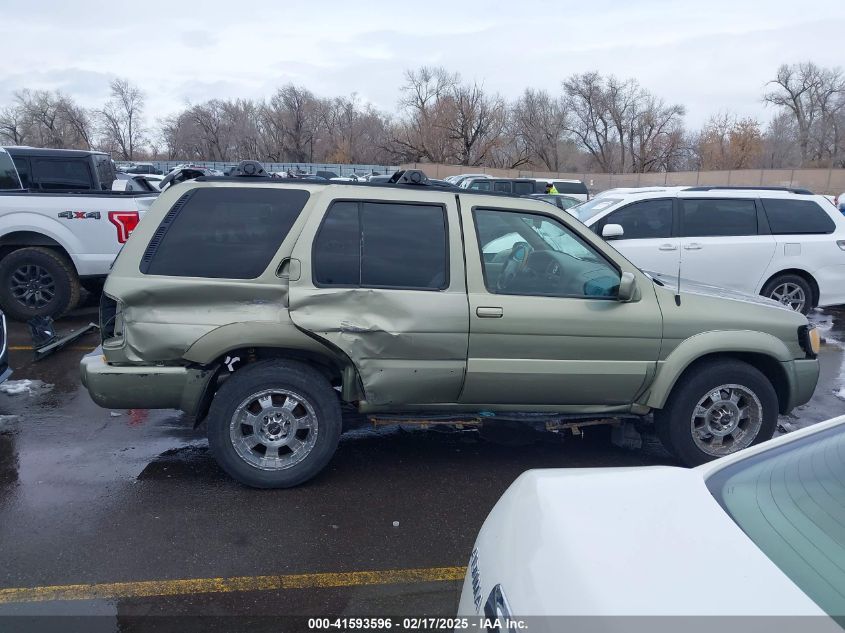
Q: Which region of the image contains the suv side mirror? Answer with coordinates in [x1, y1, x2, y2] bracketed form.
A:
[617, 272, 637, 302]
[602, 223, 624, 240]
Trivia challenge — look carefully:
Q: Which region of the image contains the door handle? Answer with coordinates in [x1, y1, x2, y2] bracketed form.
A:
[658, 244, 678, 251]
[476, 306, 503, 318]
[684, 243, 703, 250]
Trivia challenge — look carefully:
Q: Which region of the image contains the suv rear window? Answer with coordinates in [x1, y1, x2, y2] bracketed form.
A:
[143, 187, 309, 278]
[761, 199, 836, 235]
[313, 201, 448, 290]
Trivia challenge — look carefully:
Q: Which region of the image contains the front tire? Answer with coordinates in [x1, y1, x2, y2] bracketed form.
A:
[0, 247, 81, 321]
[761, 274, 813, 314]
[207, 360, 342, 488]
[655, 359, 778, 466]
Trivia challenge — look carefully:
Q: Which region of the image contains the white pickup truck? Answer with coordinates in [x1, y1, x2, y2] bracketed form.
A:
[0, 147, 156, 320]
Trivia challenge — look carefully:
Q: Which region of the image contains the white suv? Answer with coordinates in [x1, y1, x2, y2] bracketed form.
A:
[573, 186, 845, 314]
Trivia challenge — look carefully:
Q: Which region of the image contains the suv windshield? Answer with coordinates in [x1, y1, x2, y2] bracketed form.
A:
[706, 424, 845, 618]
[0, 150, 22, 190]
[573, 197, 623, 223]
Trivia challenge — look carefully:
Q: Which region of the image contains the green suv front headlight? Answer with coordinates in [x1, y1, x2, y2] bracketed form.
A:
[798, 324, 820, 358]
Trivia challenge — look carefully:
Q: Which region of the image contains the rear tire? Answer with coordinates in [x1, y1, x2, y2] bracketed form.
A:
[207, 360, 342, 488]
[761, 274, 813, 315]
[654, 359, 777, 466]
[0, 247, 81, 321]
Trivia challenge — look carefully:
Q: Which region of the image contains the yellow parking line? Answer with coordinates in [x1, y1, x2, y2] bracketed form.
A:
[8, 345, 93, 351]
[0, 566, 466, 604]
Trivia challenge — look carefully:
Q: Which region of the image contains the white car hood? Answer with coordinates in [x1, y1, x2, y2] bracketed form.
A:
[464, 466, 825, 617]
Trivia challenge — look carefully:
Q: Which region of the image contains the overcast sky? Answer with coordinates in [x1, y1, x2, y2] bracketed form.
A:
[1, 0, 844, 130]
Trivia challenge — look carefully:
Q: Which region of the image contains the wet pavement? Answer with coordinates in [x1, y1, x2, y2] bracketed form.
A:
[0, 303, 843, 631]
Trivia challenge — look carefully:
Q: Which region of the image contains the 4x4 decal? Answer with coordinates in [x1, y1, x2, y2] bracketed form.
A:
[58, 211, 101, 220]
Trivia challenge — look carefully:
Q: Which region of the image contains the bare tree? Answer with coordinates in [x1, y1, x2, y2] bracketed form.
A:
[0, 105, 29, 145]
[764, 62, 845, 165]
[509, 89, 568, 170]
[261, 85, 320, 162]
[0, 90, 93, 149]
[392, 66, 459, 163]
[98, 78, 146, 160]
[628, 94, 686, 172]
[563, 72, 616, 171]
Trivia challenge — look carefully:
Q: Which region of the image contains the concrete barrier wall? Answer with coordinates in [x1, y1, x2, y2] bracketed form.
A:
[400, 163, 845, 195]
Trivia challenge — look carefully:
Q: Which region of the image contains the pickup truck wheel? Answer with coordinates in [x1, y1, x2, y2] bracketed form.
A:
[0, 247, 81, 321]
[655, 359, 777, 466]
[207, 360, 342, 488]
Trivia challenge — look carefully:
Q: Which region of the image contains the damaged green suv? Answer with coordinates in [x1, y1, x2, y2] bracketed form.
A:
[80, 167, 821, 488]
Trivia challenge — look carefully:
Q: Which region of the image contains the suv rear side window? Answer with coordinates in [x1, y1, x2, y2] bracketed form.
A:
[144, 187, 309, 278]
[761, 199, 836, 235]
[602, 199, 673, 239]
[32, 158, 93, 190]
[681, 199, 758, 237]
[313, 201, 448, 290]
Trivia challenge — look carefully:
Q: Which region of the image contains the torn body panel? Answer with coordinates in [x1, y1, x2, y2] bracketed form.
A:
[288, 286, 469, 405]
[287, 190, 470, 406]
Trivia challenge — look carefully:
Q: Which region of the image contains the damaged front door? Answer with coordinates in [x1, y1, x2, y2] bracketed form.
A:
[288, 192, 468, 408]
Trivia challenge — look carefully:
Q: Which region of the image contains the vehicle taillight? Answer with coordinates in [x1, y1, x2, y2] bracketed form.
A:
[108, 211, 140, 244]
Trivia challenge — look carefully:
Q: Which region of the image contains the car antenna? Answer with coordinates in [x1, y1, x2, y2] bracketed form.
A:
[675, 257, 682, 306]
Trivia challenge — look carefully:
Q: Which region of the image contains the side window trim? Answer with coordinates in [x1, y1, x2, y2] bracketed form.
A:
[311, 198, 451, 291]
[754, 198, 771, 235]
[11, 156, 30, 189]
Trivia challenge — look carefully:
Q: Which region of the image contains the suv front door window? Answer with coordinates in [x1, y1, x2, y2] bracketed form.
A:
[679, 197, 775, 293]
[460, 205, 662, 406]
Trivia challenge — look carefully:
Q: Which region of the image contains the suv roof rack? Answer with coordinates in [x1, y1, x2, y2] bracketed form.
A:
[683, 186, 814, 195]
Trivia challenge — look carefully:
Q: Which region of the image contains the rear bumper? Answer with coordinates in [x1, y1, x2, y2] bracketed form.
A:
[80, 347, 216, 415]
[812, 264, 845, 307]
[781, 358, 820, 413]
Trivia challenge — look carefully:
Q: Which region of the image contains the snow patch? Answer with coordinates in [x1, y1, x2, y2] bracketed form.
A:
[0, 379, 53, 396]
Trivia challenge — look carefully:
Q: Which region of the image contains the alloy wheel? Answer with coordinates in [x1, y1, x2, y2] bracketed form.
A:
[10, 264, 55, 309]
[769, 282, 806, 312]
[690, 384, 763, 457]
[229, 388, 319, 471]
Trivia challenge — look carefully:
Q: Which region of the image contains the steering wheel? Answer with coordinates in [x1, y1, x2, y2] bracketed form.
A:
[544, 259, 567, 287]
[497, 242, 533, 291]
